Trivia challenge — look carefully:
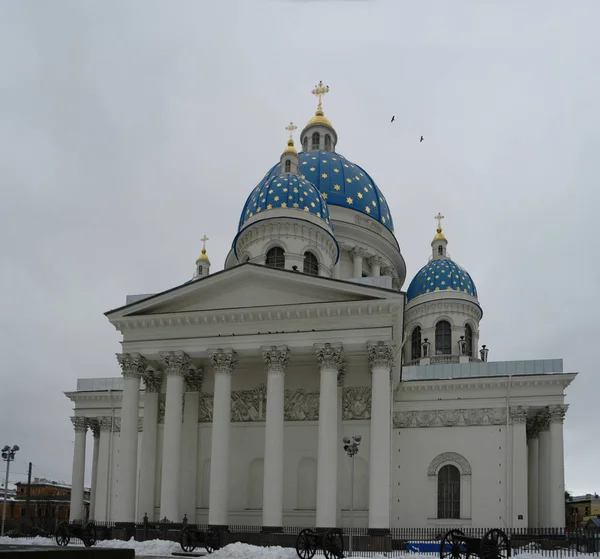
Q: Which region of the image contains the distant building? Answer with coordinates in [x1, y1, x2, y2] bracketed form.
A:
[0, 478, 90, 531]
[566, 494, 600, 529]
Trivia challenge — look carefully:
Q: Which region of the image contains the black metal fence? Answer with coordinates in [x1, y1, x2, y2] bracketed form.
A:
[6, 521, 600, 556]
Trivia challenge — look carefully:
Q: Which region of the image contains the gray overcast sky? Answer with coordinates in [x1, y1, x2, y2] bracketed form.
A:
[1, 0, 597, 495]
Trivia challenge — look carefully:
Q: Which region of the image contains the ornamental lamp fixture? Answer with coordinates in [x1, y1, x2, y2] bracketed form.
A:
[480, 345, 489, 362]
[421, 338, 431, 358]
[457, 336, 467, 356]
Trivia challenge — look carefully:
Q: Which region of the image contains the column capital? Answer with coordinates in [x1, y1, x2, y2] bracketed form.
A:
[98, 417, 113, 432]
[510, 405, 529, 424]
[380, 265, 393, 277]
[350, 246, 368, 259]
[89, 420, 100, 438]
[548, 404, 568, 424]
[367, 340, 397, 369]
[142, 370, 163, 393]
[71, 417, 88, 433]
[314, 342, 344, 372]
[368, 255, 385, 267]
[209, 348, 238, 375]
[159, 351, 191, 377]
[261, 345, 290, 373]
[185, 367, 204, 392]
[116, 352, 147, 379]
[537, 409, 551, 432]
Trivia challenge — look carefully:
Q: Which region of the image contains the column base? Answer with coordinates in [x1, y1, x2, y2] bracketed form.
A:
[261, 526, 283, 533]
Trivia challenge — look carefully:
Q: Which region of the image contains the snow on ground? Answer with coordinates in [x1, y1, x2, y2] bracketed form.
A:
[0, 537, 592, 558]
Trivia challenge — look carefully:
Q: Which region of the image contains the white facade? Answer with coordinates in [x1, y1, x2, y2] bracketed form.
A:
[65, 90, 576, 530]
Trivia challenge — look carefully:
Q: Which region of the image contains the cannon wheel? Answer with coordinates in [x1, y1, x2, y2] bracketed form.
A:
[323, 529, 344, 559]
[180, 526, 197, 553]
[440, 529, 466, 559]
[206, 527, 221, 553]
[296, 528, 317, 559]
[55, 522, 70, 547]
[481, 528, 510, 559]
[81, 522, 96, 547]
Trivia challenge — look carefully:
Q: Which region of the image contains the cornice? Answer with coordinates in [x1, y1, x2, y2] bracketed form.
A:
[405, 298, 482, 324]
[110, 299, 401, 333]
[398, 373, 575, 393]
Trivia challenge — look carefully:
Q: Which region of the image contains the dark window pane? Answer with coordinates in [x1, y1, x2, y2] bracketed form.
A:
[435, 321, 451, 355]
[266, 247, 285, 269]
[465, 324, 473, 357]
[303, 252, 319, 276]
[411, 327, 421, 360]
[437, 465, 460, 519]
[311, 132, 320, 150]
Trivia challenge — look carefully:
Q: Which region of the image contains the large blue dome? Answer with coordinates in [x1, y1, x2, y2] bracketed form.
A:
[406, 257, 477, 303]
[238, 173, 331, 230]
[257, 151, 393, 232]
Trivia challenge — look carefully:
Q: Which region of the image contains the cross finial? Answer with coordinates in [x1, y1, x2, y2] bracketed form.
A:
[434, 212, 444, 232]
[311, 80, 330, 112]
[285, 121, 297, 141]
[200, 235, 209, 252]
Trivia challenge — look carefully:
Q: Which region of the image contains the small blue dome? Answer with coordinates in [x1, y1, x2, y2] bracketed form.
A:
[238, 173, 331, 230]
[258, 151, 393, 232]
[406, 257, 478, 303]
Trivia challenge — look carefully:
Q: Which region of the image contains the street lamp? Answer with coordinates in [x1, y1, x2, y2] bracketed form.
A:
[1, 445, 19, 537]
[343, 434, 361, 557]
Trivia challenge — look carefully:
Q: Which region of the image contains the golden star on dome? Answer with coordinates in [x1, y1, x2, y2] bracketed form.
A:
[322, 173, 328, 178]
[267, 204, 273, 210]
[322, 193, 328, 199]
[334, 184, 341, 191]
[382, 216, 386, 223]
[274, 196, 280, 201]
[281, 202, 287, 208]
[333, 168, 339, 173]
[310, 167, 316, 172]
[346, 178, 352, 183]
[347, 197, 353, 204]
[357, 192, 363, 199]
[304, 206, 309, 211]
[365, 206, 371, 213]
[293, 202, 299, 208]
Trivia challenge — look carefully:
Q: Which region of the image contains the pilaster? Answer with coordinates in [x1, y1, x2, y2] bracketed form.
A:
[527, 416, 540, 528]
[510, 406, 528, 527]
[89, 421, 100, 521]
[95, 417, 112, 521]
[548, 404, 567, 528]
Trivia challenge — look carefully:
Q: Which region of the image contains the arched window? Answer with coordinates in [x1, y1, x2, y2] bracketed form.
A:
[324, 134, 331, 150]
[411, 326, 422, 360]
[311, 132, 320, 150]
[303, 137, 308, 152]
[438, 245, 444, 256]
[438, 464, 460, 519]
[435, 320, 451, 355]
[284, 160, 291, 173]
[303, 252, 319, 275]
[266, 247, 285, 269]
[465, 324, 473, 357]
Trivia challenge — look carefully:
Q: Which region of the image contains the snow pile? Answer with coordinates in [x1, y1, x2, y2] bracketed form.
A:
[0, 537, 592, 558]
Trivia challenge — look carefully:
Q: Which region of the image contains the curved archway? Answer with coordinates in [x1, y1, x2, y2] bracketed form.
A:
[266, 246, 285, 269]
[427, 452, 471, 476]
[411, 326, 422, 360]
[303, 251, 319, 276]
[311, 132, 320, 151]
[435, 320, 452, 355]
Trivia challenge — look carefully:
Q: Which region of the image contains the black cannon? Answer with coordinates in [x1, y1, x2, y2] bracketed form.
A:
[55, 521, 97, 547]
[296, 528, 344, 559]
[440, 528, 510, 559]
[180, 525, 222, 553]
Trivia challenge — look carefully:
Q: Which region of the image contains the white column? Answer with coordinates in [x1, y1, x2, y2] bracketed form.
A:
[511, 406, 528, 528]
[368, 256, 383, 277]
[549, 405, 568, 528]
[537, 411, 551, 527]
[159, 351, 190, 522]
[367, 341, 395, 531]
[138, 371, 162, 521]
[95, 417, 112, 521]
[315, 342, 344, 529]
[69, 417, 87, 522]
[89, 422, 100, 521]
[350, 247, 366, 278]
[208, 348, 238, 527]
[115, 353, 146, 523]
[180, 368, 203, 522]
[261, 345, 290, 530]
[527, 421, 540, 529]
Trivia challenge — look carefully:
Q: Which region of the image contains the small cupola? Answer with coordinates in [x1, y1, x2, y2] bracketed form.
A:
[299, 80, 338, 153]
[280, 122, 299, 174]
[194, 234, 211, 279]
[431, 212, 448, 260]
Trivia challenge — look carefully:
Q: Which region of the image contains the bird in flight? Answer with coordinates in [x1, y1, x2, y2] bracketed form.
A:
[420, 135, 424, 143]
[391, 116, 395, 123]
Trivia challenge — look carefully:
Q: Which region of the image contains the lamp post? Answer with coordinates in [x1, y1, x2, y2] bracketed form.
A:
[1, 445, 19, 537]
[343, 434, 361, 557]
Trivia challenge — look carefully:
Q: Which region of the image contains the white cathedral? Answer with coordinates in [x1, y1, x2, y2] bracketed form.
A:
[65, 83, 575, 532]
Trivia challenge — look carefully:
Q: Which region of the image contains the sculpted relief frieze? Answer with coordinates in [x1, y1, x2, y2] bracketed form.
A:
[393, 408, 507, 428]
[284, 389, 319, 421]
[231, 385, 266, 422]
[342, 387, 372, 420]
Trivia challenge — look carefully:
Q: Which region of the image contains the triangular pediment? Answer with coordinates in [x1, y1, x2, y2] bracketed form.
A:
[107, 263, 400, 318]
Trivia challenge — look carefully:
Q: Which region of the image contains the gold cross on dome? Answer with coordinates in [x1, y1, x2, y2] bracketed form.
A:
[285, 122, 297, 141]
[434, 212, 444, 231]
[201, 234, 209, 251]
[311, 80, 330, 111]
